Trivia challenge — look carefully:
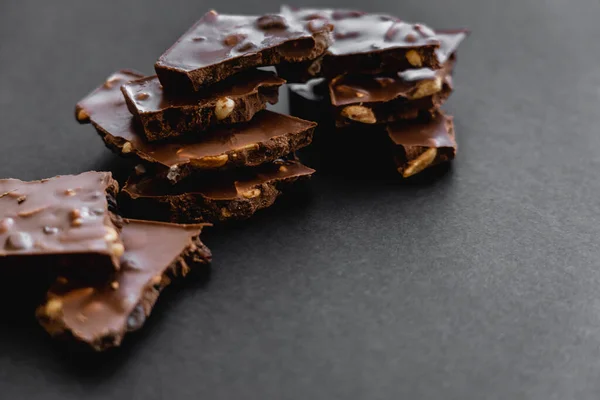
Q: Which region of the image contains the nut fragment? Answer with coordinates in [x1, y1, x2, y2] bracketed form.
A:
[111, 281, 120, 290]
[410, 77, 443, 99]
[5, 232, 34, 250]
[406, 49, 423, 67]
[111, 243, 125, 258]
[64, 188, 77, 196]
[194, 154, 229, 168]
[256, 14, 288, 30]
[215, 97, 235, 120]
[241, 188, 261, 199]
[76, 108, 90, 122]
[122, 141, 133, 154]
[402, 148, 438, 178]
[104, 227, 119, 242]
[341, 105, 377, 124]
[44, 298, 63, 319]
[0, 218, 14, 233]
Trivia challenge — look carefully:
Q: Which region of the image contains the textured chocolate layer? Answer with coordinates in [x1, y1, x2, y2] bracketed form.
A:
[76, 70, 316, 184]
[278, 7, 441, 79]
[36, 219, 211, 351]
[121, 69, 285, 141]
[155, 10, 332, 90]
[120, 159, 315, 224]
[0, 172, 123, 280]
[387, 112, 457, 177]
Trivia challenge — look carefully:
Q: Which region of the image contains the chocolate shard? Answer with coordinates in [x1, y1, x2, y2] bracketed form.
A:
[119, 159, 315, 224]
[277, 7, 441, 80]
[121, 69, 285, 142]
[154, 10, 333, 91]
[76, 70, 316, 184]
[36, 219, 211, 351]
[330, 30, 468, 126]
[0, 172, 123, 281]
[387, 112, 457, 178]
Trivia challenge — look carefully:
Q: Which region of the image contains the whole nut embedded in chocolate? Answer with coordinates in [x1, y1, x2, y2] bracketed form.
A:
[111, 243, 125, 258]
[402, 148, 437, 177]
[256, 14, 288, 30]
[0, 217, 14, 233]
[341, 105, 377, 124]
[122, 141, 133, 154]
[44, 298, 63, 319]
[215, 97, 235, 120]
[242, 188, 261, 199]
[410, 76, 443, 99]
[194, 154, 229, 168]
[76, 108, 90, 122]
[405, 50, 423, 67]
[5, 232, 34, 250]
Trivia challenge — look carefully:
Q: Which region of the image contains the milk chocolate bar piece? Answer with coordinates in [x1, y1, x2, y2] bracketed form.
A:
[119, 160, 315, 224]
[121, 69, 285, 141]
[154, 10, 332, 91]
[36, 219, 211, 351]
[387, 112, 456, 177]
[330, 29, 468, 126]
[76, 70, 316, 184]
[278, 7, 441, 80]
[0, 172, 123, 280]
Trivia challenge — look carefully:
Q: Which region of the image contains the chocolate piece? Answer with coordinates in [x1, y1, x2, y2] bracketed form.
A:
[278, 7, 441, 80]
[36, 219, 211, 351]
[331, 56, 454, 127]
[330, 29, 467, 126]
[154, 10, 332, 91]
[121, 69, 285, 141]
[0, 172, 123, 280]
[387, 112, 456, 177]
[76, 70, 316, 184]
[119, 160, 315, 224]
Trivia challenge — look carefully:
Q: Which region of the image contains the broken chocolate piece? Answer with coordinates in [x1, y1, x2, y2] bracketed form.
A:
[330, 30, 467, 126]
[0, 172, 123, 280]
[36, 219, 211, 351]
[119, 160, 315, 223]
[154, 10, 332, 90]
[387, 112, 456, 177]
[121, 69, 285, 141]
[278, 7, 441, 79]
[76, 70, 316, 183]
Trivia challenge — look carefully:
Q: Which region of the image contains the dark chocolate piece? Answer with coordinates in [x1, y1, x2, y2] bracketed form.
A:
[0, 172, 123, 280]
[76, 70, 316, 184]
[278, 7, 441, 79]
[154, 10, 332, 91]
[121, 69, 285, 141]
[36, 219, 211, 351]
[330, 29, 468, 126]
[119, 159, 315, 224]
[387, 112, 456, 177]
[331, 56, 454, 127]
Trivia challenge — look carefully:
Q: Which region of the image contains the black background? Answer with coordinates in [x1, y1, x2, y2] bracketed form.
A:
[2, 0, 600, 399]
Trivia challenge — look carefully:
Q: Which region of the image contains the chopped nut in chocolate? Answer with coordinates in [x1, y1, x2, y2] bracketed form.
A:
[36, 219, 211, 351]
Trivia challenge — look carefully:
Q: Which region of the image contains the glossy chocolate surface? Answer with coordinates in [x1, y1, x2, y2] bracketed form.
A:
[37, 219, 211, 350]
[76, 70, 316, 180]
[0, 172, 122, 273]
[387, 112, 456, 148]
[155, 10, 332, 89]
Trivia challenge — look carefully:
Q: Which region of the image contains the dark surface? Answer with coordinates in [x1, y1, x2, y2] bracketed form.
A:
[1, 0, 599, 399]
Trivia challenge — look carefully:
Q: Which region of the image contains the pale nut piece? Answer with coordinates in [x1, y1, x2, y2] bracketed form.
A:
[194, 154, 229, 168]
[410, 77, 443, 99]
[241, 188, 261, 199]
[122, 141, 133, 154]
[76, 108, 90, 122]
[341, 105, 377, 124]
[104, 227, 119, 242]
[406, 49, 423, 67]
[44, 298, 63, 319]
[215, 97, 235, 120]
[111, 242, 125, 258]
[402, 148, 438, 178]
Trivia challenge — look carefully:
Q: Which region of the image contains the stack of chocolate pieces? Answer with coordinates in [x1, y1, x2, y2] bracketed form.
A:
[76, 10, 333, 224]
[284, 7, 469, 178]
[0, 171, 211, 350]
